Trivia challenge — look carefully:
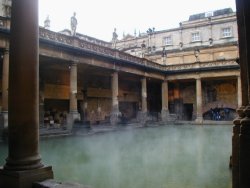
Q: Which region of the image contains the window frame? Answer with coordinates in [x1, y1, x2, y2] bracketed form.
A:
[221, 27, 232, 38]
[191, 31, 201, 42]
[163, 35, 172, 46]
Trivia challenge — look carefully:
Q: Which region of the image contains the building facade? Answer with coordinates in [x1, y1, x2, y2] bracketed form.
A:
[0, 6, 240, 130]
[116, 8, 240, 121]
[0, 0, 11, 17]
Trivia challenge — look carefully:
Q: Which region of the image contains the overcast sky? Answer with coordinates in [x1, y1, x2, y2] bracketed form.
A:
[39, 0, 236, 42]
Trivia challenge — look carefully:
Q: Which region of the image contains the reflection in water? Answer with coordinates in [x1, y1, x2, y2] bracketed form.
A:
[0, 125, 232, 188]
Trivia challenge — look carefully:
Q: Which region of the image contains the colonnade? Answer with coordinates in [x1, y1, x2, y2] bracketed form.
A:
[0, 53, 243, 127]
[0, 0, 249, 187]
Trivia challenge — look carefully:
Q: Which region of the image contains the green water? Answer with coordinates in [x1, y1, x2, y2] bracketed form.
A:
[0, 125, 232, 188]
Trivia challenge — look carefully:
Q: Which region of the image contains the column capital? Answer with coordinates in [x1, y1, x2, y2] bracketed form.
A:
[111, 71, 118, 76]
[3, 48, 9, 54]
[141, 76, 147, 81]
[69, 62, 77, 67]
[196, 77, 201, 81]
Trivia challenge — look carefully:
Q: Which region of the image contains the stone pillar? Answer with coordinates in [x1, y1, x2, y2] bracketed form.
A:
[68, 63, 80, 130]
[1, 47, 9, 130]
[239, 106, 250, 188]
[195, 78, 203, 124]
[137, 77, 147, 125]
[39, 80, 45, 128]
[161, 80, 169, 122]
[110, 71, 120, 125]
[0, 0, 53, 187]
[237, 75, 242, 108]
[232, 106, 245, 188]
[141, 77, 147, 113]
[81, 89, 88, 123]
[233, 1, 250, 188]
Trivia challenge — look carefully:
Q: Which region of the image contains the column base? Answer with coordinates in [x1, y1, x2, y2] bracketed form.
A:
[67, 111, 80, 131]
[195, 117, 203, 124]
[110, 111, 121, 126]
[0, 166, 53, 188]
[0, 111, 8, 141]
[232, 106, 245, 188]
[239, 105, 250, 188]
[1, 111, 8, 129]
[137, 111, 147, 125]
[161, 110, 169, 122]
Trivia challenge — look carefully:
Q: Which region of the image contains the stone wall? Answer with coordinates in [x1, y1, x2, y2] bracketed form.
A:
[168, 79, 237, 119]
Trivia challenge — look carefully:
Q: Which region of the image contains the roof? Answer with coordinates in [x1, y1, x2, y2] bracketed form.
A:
[189, 8, 234, 21]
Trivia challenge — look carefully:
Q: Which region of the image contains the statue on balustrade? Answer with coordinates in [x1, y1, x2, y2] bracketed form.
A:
[71, 12, 77, 36]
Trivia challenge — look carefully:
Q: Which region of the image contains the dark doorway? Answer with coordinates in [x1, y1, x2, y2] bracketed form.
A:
[119, 102, 137, 123]
[183, 103, 193, 120]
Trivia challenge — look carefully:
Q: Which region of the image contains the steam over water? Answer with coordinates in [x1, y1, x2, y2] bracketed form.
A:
[0, 125, 232, 188]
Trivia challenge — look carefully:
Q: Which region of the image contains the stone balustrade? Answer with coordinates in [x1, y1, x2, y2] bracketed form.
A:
[0, 17, 239, 74]
[165, 60, 238, 72]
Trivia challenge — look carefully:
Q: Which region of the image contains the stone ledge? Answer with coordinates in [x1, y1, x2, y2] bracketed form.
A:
[0, 166, 53, 188]
[33, 179, 92, 188]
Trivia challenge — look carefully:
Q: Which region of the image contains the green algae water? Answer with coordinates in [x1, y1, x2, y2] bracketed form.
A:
[0, 125, 232, 188]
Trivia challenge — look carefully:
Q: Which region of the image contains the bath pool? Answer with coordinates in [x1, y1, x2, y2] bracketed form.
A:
[0, 125, 232, 188]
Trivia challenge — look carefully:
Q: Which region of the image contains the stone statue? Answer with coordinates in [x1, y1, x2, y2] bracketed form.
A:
[112, 28, 118, 48]
[112, 28, 118, 41]
[71, 12, 77, 36]
[44, 15, 50, 30]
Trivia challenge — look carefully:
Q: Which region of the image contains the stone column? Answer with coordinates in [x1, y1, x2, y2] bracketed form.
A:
[39, 80, 45, 128]
[1, 47, 9, 130]
[68, 63, 80, 130]
[161, 80, 169, 122]
[137, 77, 147, 125]
[237, 75, 242, 108]
[81, 89, 88, 123]
[232, 106, 245, 188]
[0, 0, 53, 187]
[234, 1, 250, 188]
[141, 77, 147, 113]
[195, 78, 203, 124]
[239, 106, 250, 188]
[110, 71, 120, 125]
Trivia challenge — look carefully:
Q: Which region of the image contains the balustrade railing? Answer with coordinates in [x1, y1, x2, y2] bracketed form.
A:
[0, 17, 239, 73]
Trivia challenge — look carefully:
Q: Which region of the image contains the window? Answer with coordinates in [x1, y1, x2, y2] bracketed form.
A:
[191, 32, 201, 42]
[164, 36, 172, 45]
[222, 27, 232, 38]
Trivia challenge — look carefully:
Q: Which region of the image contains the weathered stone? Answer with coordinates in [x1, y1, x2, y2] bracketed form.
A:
[33, 179, 91, 188]
[0, 166, 53, 188]
[232, 106, 245, 188]
[239, 106, 250, 187]
[137, 111, 147, 125]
